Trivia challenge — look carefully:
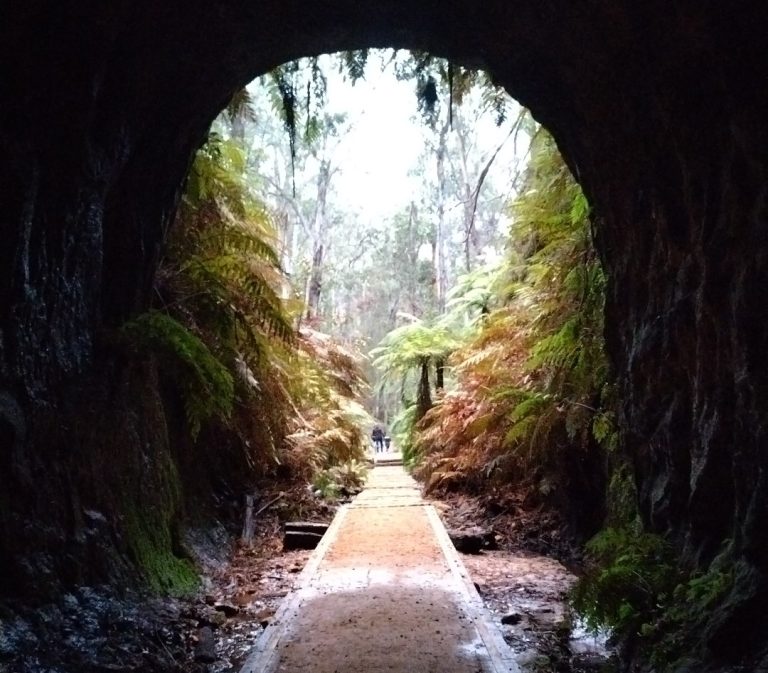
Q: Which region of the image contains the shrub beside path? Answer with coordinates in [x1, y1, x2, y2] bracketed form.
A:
[240, 457, 519, 673]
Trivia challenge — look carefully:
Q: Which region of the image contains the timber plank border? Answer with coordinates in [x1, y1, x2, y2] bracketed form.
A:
[238, 504, 350, 673]
[425, 505, 521, 673]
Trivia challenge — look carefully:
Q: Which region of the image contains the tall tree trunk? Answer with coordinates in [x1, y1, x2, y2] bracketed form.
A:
[276, 209, 293, 300]
[416, 359, 432, 420]
[406, 201, 420, 314]
[454, 115, 476, 273]
[303, 159, 333, 321]
[231, 115, 246, 144]
[435, 358, 445, 391]
[435, 120, 449, 314]
[305, 242, 324, 320]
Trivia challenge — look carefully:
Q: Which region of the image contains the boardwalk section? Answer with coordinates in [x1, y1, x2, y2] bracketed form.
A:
[240, 460, 518, 673]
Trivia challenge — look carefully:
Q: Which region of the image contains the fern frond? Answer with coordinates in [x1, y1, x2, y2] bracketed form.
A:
[122, 310, 234, 438]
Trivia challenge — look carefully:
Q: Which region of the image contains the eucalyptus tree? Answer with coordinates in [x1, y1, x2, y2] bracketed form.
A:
[400, 61, 526, 319]
[220, 51, 531, 426]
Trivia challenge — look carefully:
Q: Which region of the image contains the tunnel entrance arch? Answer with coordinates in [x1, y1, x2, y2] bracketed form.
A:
[2, 3, 768, 666]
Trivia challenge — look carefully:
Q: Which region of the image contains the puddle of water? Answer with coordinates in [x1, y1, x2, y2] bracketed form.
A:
[569, 618, 610, 656]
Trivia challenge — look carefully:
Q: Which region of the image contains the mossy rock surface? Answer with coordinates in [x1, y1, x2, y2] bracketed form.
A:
[123, 505, 199, 596]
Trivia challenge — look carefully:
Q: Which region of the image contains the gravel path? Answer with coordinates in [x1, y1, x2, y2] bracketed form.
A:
[240, 461, 517, 673]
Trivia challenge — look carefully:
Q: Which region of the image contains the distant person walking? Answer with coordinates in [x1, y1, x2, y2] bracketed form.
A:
[371, 425, 384, 453]
[384, 435, 391, 451]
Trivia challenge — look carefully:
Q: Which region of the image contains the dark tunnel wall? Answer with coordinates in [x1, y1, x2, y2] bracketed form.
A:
[2, 2, 768, 668]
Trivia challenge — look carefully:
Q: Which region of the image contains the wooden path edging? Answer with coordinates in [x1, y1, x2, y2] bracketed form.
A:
[425, 505, 521, 673]
[238, 505, 351, 673]
[238, 468, 520, 673]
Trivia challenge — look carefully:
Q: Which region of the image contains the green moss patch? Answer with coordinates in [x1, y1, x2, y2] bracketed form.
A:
[123, 504, 199, 596]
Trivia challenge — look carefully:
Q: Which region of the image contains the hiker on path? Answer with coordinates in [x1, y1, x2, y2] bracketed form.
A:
[371, 425, 384, 453]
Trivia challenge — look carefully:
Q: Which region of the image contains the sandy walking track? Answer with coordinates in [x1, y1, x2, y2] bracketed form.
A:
[240, 461, 518, 673]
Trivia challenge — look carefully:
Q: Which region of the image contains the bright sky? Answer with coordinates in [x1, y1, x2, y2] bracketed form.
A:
[316, 53, 527, 229]
[246, 52, 529, 238]
[324, 63, 425, 223]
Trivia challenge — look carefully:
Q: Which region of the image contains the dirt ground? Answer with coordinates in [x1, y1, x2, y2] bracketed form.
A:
[205, 548, 312, 672]
[198, 468, 614, 673]
[0, 469, 612, 673]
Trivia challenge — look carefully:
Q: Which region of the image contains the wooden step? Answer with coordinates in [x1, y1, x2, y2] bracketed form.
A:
[374, 456, 404, 466]
[284, 521, 329, 535]
[282, 522, 329, 550]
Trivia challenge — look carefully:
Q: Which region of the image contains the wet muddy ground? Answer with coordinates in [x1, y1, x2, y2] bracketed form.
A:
[203, 486, 614, 673]
[432, 495, 615, 672]
[0, 485, 614, 673]
[460, 551, 611, 672]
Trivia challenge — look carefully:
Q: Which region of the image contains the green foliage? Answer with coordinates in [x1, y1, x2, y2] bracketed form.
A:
[393, 51, 511, 127]
[225, 88, 256, 127]
[371, 320, 459, 380]
[514, 135, 607, 417]
[412, 127, 612, 495]
[330, 459, 369, 489]
[123, 504, 199, 596]
[311, 468, 341, 499]
[572, 526, 735, 668]
[123, 126, 295, 479]
[592, 409, 617, 451]
[341, 49, 369, 83]
[604, 460, 638, 528]
[183, 132, 249, 212]
[265, 50, 390, 167]
[122, 310, 234, 438]
[371, 319, 460, 421]
[572, 527, 675, 636]
[150, 131, 296, 450]
[269, 61, 301, 170]
[176, 116, 375, 487]
[118, 448, 199, 596]
[444, 262, 506, 323]
[173, 134, 293, 351]
[390, 403, 420, 467]
[312, 459, 369, 500]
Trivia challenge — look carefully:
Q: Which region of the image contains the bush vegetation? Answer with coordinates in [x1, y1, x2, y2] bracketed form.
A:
[384, 129, 612, 504]
[371, 124, 739, 667]
[121, 115, 373, 582]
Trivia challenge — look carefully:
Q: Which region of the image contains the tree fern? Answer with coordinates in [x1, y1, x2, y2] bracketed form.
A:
[372, 319, 461, 426]
[122, 310, 234, 438]
[410, 125, 612, 498]
[170, 134, 294, 355]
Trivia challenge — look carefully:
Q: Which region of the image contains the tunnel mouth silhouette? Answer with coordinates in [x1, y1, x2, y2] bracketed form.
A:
[2, 4, 768, 668]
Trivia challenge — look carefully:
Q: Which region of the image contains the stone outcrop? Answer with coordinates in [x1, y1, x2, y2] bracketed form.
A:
[2, 3, 768, 669]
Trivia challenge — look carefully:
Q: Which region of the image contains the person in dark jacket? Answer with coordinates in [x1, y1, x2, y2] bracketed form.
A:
[371, 425, 384, 453]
